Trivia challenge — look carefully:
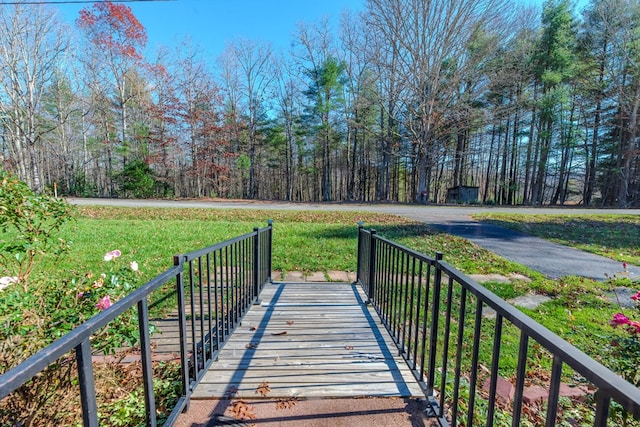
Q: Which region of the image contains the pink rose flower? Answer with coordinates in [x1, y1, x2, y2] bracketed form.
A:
[623, 262, 628, 270]
[96, 295, 112, 310]
[103, 250, 122, 262]
[610, 312, 631, 327]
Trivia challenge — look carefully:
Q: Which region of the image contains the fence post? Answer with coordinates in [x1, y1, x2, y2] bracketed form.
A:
[174, 255, 190, 406]
[427, 252, 444, 397]
[367, 229, 377, 303]
[76, 339, 99, 427]
[356, 222, 364, 284]
[267, 219, 273, 283]
[137, 298, 157, 426]
[253, 227, 261, 304]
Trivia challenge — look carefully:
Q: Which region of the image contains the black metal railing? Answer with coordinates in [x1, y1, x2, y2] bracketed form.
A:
[0, 221, 273, 427]
[357, 225, 640, 426]
[178, 220, 273, 391]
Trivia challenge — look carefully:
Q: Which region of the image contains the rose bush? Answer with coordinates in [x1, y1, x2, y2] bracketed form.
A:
[608, 276, 640, 389]
[0, 173, 146, 425]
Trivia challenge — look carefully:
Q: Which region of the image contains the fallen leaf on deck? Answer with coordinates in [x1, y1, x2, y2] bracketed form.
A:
[246, 342, 258, 349]
[230, 400, 256, 420]
[276, 397, 298, 410]
[345, 346, 354, 350]
[271, 331, 287, 336]
[249, 326, 257, 331]
[256, 381, 271, 397]
[286, 320, 294, 325]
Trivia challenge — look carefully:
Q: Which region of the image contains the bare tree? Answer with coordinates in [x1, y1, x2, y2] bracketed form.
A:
[273, 55, 305, 201]
[0, 4, 68, 192]
[219, 38, 275, 199]
[175, 41, 225, 197]
[365, 0, 509, 202]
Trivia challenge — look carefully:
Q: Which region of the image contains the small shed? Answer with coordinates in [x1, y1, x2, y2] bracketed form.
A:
[446, 185, 479, 204]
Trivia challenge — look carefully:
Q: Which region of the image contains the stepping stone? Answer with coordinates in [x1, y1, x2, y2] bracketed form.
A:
[509, 294, 552, 310]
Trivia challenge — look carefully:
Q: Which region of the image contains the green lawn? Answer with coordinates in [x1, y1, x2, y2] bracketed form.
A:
[43, 207, 630, 363]
[54, 206, 415, 280]
[10, 206, 639, 385]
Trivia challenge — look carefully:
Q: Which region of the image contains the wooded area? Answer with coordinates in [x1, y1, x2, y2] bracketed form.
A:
[1, 0, 639, 206]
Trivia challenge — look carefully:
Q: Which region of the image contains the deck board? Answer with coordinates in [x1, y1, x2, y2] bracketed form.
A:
[191, 282, 424, 399]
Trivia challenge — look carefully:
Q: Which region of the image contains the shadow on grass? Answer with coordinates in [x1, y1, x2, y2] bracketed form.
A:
[299, 223, 436, 241]
[478, 217, 640, 252]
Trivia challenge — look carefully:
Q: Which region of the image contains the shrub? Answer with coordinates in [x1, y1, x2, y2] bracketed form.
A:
[0, 170, 76, 288]
[115, 160, 158, 199]
[0, 173, 145, 425]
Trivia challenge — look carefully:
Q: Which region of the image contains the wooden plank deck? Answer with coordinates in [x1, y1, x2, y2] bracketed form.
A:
[191, 282, 424, 399]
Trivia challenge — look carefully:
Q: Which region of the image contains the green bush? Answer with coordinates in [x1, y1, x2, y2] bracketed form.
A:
[0, 170, 76, 287]
[0, 173, 143, 425]
[115, 160, 158, 199]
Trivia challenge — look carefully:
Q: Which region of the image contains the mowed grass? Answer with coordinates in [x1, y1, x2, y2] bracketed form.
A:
[473, 213, 640, 266]
[54, 207, 417, 280]
[467, 212, 640, 367]
[60, 206, 537, 283]
[17, 206, 636, 372]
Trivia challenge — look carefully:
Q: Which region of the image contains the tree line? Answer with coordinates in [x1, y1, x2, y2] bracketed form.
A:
[1, 0, 639, 206]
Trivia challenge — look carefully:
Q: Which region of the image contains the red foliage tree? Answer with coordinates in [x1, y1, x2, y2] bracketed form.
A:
[76, 1, 147, 60]
[76, 1, 148, 183]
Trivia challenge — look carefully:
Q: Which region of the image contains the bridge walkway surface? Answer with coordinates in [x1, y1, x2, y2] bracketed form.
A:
[173, 281, 434, 427]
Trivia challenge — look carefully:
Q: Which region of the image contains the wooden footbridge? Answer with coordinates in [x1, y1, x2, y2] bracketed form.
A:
[191, 281, 422, 400]
[3, 222, 640, 427]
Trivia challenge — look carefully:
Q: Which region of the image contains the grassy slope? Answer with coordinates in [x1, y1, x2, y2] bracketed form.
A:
[22, 207, 638, 371]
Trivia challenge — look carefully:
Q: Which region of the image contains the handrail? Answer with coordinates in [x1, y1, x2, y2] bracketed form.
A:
[356, 225, 640, 426]
[177, 221, 273, 390]
[0, 266, 184, 427]
[0, 221, 273, 427]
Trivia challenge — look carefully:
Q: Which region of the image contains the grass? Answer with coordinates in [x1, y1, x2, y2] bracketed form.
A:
[59, 207, 548, 287]
[52, 206, 415, 280]
[16, 208, 637, 352]
[45, 207, 629, 362]
[469, 212, 640, 370]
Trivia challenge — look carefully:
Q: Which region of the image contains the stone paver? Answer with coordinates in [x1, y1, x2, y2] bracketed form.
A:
[273, 271, 355, 283]
[173, 398, 436, 427]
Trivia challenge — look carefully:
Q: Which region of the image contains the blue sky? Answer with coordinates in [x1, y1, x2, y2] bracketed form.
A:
[54, 0, 365, 60]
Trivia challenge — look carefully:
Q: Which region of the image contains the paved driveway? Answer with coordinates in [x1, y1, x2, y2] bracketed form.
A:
[68, 198, 640, 281]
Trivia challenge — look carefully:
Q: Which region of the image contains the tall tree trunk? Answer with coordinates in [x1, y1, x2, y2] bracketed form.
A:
[523, 84, 538, 205]
[618, 83, 640, 207]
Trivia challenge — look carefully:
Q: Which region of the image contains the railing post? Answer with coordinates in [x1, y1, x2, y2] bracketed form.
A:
[253, 227, 261, 304]
[356, 222, 363, 282]
[174, 255, 190, 408]
[367, 229, 377, 303]
[137, 298, 157, 427]
[426, 252, 443, 397]
[267, 219, 273, 283]
[76, 339, 99, 427]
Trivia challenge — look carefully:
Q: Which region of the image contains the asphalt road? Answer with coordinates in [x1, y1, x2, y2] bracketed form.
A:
[68, 198, 640, 281]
